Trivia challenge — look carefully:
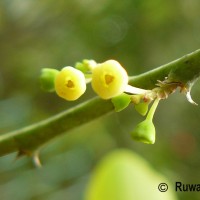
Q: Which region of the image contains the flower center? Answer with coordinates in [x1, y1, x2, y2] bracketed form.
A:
[66, 80, 75, 88]
[105, 74, 114, 85]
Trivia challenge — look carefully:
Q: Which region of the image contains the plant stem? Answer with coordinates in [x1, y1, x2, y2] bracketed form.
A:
[1, 49, 200, 157]
[129, 49, 200, 89]
[146, 98, 160, 121]
[0, 97, 114, 156]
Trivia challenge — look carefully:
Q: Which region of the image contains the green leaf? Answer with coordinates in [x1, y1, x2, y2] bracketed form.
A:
[85, 149, 177, 200]
[111, 93, 131, 112]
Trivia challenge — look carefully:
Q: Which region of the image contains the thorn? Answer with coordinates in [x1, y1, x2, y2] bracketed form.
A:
[32, 151, 42, 168]
[16, 150, 26, 159]
[14, 150, 43, 168]
[186, 91, 198, 106]
[13, 151, 24, 164]
[15, 149, 31, 160]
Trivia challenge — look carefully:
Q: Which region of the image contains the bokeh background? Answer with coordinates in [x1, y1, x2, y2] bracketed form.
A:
[0, 0, 200, 199]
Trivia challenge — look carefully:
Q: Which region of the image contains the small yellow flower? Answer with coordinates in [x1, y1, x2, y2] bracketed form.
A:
[55, 66, 86, 101]
[91, 60, 129, 99]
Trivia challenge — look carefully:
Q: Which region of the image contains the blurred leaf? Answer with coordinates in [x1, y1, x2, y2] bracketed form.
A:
[85, 149, 177, 200]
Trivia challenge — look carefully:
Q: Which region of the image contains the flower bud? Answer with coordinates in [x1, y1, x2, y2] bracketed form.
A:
[131, 98, 160, 144]
[75, 59, 97, 73]
[134, 102, 149, 116]
[111, 93, 131, 112]
[131, 95, 142, 104]
[131, 119, 155, 144]
[55, 66, 86, 101]
[91, 60, 128, 99]
[40, 68, 59, 92]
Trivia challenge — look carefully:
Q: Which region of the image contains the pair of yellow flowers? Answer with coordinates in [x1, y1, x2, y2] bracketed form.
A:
[55, 60, 145, 101]
[43, 60, 160, 144]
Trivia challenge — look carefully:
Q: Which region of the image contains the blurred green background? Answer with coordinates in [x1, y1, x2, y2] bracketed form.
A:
[1, 0, 200, 199]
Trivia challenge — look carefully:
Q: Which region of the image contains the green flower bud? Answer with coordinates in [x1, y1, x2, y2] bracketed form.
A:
[91, 60, 128, 99]
[75, 59, 97, 73]
[134, 101, 149, 116]
[55, 66, 86, 101]
[111, 93, 131, 112]
[131, 98, 160, 144]
[131, 94, 142, 104]
[40, 68, 59, 92]
[131, 119, 155, 144]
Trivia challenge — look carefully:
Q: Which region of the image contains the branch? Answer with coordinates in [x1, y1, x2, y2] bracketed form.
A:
[130, 49, 200, 89]
[1, 49, 200, 157]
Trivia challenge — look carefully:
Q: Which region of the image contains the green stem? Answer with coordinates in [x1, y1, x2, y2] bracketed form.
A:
[1, 49, 200, 157]
[146, 98, 160, 121]
[129, 49, 200, 89]
[0, 97, 114, 156]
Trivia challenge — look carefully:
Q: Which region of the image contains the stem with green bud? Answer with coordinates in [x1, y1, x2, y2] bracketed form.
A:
[146, 98, 160, 121]
[131, 98, 160, 144]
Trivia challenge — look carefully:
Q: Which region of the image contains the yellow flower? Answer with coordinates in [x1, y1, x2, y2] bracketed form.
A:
[91, 60, 129, 99]
[55, 66, 86, 101]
